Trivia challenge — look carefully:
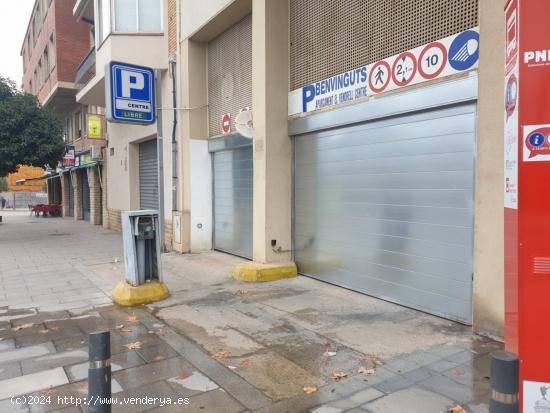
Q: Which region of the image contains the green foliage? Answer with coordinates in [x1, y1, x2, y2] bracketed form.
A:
[0, 177, 7, 192]
[0, 76, 65, 176]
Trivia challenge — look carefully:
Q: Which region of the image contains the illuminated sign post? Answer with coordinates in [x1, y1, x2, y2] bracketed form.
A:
[106, 62, 155, 125]
[504, 0, 550, 410]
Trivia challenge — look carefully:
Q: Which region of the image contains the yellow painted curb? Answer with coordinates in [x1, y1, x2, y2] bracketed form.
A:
[112, 281, 170, 307]
[233, 262, 298, 283]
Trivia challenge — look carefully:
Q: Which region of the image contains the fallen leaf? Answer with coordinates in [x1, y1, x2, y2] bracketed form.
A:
[78, 381, 88, 390]
[212, 351, 229, 360]
[178, 372, 189, 380]
[452, 368, 465, 376]
[240, 359, 255, 367]
[114, 324, 124, 330]
[450, 406, 469, 413]
[236, 289, 248, 295]
[153, 355, 165, 362]
[154, 329, 166, 337]
[39, 329, 49, 334]
[123, 341, 142, 350]
[360, 354, 381, 366]
[127, 313, 138, 323]
[13, 323, 34, 331]
[329, 372, 347, 381]
[303, 386, 318, 394]
[358, 367, 376, 375]
[324, 342, 336, 353]
[40, 389, 57, 396]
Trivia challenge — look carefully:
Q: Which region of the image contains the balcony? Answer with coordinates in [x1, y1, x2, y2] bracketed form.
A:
[75, 48, 96, 90]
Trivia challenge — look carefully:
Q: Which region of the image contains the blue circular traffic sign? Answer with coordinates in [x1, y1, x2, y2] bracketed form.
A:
[448, 30, 480, 71]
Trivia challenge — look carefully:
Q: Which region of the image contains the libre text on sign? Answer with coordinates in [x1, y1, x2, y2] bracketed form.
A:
[106, 62, 155, 125]
[288, 28, 480, 116]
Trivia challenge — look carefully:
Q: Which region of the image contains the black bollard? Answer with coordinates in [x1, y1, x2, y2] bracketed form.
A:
[490, 351, 519, 413]
[88, 331, 111, 413]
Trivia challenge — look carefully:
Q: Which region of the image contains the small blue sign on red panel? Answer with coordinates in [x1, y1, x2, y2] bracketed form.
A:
[106, 61, 155, 125]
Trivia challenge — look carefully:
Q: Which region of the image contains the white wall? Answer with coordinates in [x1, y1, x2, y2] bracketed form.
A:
[189, 139, 212, 251]
[180, 0, 235, 39]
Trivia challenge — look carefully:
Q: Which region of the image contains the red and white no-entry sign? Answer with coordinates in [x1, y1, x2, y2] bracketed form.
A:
[222, 113, 231, 134]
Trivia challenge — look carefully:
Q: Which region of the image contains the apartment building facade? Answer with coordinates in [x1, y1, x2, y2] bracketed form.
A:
[27, 0, 508, 339]
[174, 0, 506, 340]
[21, 0, 106, 225]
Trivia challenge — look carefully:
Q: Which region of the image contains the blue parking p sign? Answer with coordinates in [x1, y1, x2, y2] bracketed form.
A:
[106, 62, 155, 124]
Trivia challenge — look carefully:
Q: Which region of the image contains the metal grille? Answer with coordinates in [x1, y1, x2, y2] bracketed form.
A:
[290, 0, 479, 90]
[208, 15, 252, 137]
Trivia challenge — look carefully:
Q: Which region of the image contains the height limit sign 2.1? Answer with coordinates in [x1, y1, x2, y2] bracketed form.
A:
[106, 62, 155, 125]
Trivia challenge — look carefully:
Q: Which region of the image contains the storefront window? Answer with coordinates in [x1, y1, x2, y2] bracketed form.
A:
[114, 0, 162, 33]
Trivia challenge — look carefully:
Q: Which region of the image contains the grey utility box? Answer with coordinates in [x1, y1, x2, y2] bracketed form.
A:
[121, 210, 163, 286]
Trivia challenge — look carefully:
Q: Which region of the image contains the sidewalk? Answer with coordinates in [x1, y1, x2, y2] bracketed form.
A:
[0, 211, 499, 412]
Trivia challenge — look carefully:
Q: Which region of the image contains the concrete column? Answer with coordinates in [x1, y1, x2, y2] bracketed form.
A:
[176, 38, 209, 253]
[233, 0, 297, 281]
[473, 0, 506, 340]
[74, 170, 83, 221]
[60, 173, 70, 217]
[102, 163, 109, 229]
[88, 167, 102, 226]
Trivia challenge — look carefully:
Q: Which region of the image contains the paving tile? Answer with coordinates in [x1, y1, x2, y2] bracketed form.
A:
[65, 351, 145, 382]
[147, 388, 244, 413]
[113, 357, 196, 391]
[0, 338, 16, 351]
[15, 327, 84, 348]
[0, 367, 69, 400]
[419, 374, 475, 404]
[167, 370, 219, 398]
[0, 361, 22, 381]
[362, 388, 454, 413]
[382, 358, 419, 375]
[108, 380, 184, 413]
[135, 342, 178, 363]
[0, 398, 29, 412]
[0, 342, 56, 365]
[425, 359, 460, 373]
[21, 349, 88, 375]
[402, 351, 441, 367]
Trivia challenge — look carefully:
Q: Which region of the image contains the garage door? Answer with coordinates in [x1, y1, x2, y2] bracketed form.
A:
[82, 170, 90, 222]
[293, 102, 476, 323]
[139, 140, 158, 211]
[213, 146, 253, 259]
[68, 176, 74, 217]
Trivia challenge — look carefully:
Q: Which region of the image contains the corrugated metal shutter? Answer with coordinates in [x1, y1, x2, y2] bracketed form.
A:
[213, 146, 253, 259]
[139, 140, 159, 211]
[68, 177, 74, 217]
[207, 15, 252, 137]
[82, 170, 90, 221]
[293, 103, 476, 323]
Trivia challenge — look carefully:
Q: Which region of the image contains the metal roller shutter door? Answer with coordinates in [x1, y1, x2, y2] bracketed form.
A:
[213, 146, 253, 259]
[294, 103, 476, 323]
[82, 171, 90, 221]
[68, 177, 74, 217]
[139, 140, 159, 211]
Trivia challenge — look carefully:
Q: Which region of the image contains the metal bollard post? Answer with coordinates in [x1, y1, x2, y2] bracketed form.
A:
[88, 331, 111, 413]
[490, 351, 519, 413]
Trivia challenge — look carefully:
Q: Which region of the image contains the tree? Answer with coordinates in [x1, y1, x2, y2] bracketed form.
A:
[0, 177, 7, 192]
[0, 76, 65, 177]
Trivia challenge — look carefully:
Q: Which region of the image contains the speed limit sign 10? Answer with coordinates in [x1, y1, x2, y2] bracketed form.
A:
[419, 42, 448, 80]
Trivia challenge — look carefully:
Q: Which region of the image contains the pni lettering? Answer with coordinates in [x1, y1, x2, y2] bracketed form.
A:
[524, 50, 550, 64]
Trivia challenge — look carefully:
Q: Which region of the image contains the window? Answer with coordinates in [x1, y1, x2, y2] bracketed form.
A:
[97, 0, 112, 45]
[114, 0, 162, 33]
[49, 34, 56, 69]
[65, 118, 73, 143]
[74, 111, 82, 140]
[29, 80, 33, 94]
[37, 60, 43, 87]
[43, 47, 50, 79]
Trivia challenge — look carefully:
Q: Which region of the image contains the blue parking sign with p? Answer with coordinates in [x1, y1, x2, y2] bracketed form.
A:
[106, 62, 155, 124]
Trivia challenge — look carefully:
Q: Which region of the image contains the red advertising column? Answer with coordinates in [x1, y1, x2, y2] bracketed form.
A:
[504, 0, 550, 410]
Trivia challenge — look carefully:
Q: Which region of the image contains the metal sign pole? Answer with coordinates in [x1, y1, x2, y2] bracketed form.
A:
[155, 70, 165, 252]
